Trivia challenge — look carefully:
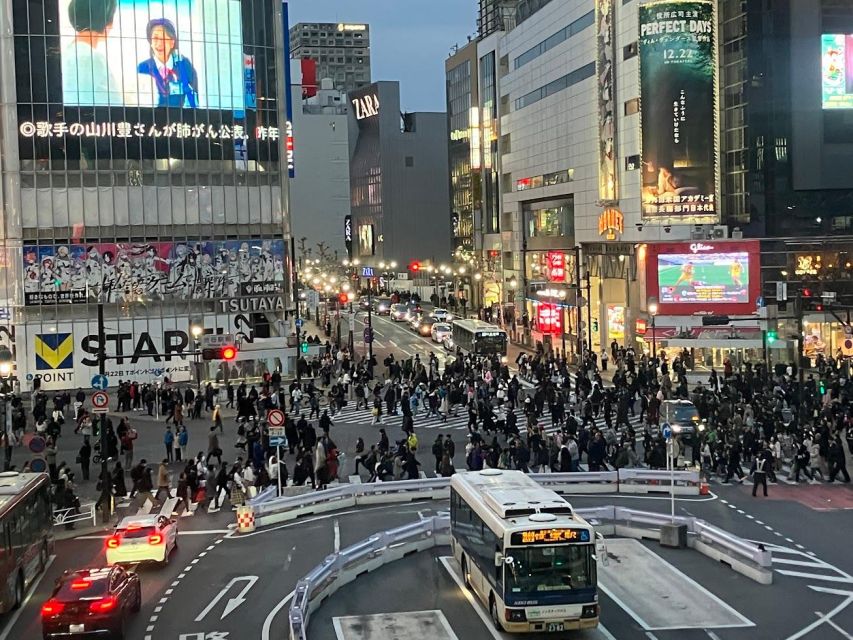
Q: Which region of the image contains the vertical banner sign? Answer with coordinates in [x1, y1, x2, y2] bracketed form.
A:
[344, 215, 353, 259]
[638, 0, 718, 222]
[283, 1, 295, 178]
[546, 252, 566, 283]
[596, 0, 618, 203]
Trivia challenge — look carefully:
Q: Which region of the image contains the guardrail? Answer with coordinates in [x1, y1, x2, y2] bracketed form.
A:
[288, 515, 449, 640]
[247, 469, 700, 530]
[286, 505, 771, 638]
[53, 501, 97, 528]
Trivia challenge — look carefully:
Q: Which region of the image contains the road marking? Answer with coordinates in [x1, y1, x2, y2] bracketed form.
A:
[195, 575, 258, 621]
[745, 514, 754, 519]
[822, 614, 853, 640]
[438, 556, 504, 640]
[776, 570, 852, 583]
[334, 518, 341, 553]
[784, 593, 853, 640]
[645, 634, 659, 640]
[0, 555, 55, 640]
[261, 591, 294, 640]
[705, 632, 722, 640]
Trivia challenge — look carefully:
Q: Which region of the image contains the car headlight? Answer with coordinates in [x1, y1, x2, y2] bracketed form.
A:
[698, 424, 706, 432]
[446, 314, 453, 321]
[672, 424, 683, 432]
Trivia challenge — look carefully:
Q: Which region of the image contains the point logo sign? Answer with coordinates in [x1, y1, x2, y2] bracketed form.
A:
[35, 333, 73, 370]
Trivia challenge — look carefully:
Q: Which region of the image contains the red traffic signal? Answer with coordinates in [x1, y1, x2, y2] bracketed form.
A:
[221, 346, 237, 361]
[408, 261, 421, 272]
[338, 293, 348, 304]
[802, 288, 812, 297]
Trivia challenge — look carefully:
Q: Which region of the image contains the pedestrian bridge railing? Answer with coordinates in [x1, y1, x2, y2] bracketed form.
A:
[243, 469, 702, 531]
[286, 506, 771, 639]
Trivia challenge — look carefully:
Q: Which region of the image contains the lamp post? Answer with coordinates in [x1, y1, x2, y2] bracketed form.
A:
[648, 299, 659, 377]
[190, 324, 203, 389]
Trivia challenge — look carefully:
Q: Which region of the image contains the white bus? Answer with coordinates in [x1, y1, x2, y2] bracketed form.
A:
[449, 319, 508, 362]
[450, 469, 600, 633]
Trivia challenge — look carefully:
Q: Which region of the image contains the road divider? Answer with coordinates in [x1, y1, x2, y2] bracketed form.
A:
[286, 506, 771, 639]
[239, 469, 701, 532]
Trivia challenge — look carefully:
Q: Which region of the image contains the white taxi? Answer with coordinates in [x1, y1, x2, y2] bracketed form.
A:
[106, 515, 178, 566]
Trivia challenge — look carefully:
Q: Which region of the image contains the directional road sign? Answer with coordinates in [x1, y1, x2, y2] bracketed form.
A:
[295, 318, 304, 329]
[661, 422, 672, 441]
[267, 409, 285, 428]
[268, 426, 287, 448]
[363, 327, 374, 344]
[91, 374, 109, 391]
[92, 391, 110, 414]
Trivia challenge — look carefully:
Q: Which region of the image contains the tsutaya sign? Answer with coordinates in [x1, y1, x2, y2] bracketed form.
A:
[352, 94, 380, 120]
[598, 208, 624, 240]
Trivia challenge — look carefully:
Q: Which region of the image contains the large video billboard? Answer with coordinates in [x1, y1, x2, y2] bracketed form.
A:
[645, 240, 761, 316]
[14, 0, 278, 162]
[638, 1, 718, 222]
[23, 239, 285, 306]
[822, 34, 853, 109]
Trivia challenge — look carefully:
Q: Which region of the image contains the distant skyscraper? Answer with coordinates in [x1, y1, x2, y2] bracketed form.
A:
[289, 22, 371, 95]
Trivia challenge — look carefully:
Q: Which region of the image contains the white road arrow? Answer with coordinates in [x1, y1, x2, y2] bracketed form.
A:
[195, 576, 259, 622]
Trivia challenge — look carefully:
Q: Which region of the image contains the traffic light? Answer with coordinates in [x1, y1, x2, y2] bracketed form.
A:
[221, 345, 237, 361]
[819, 380, 826, 395]
[202, 344, 238, 361]
[408, 261, 421, 272]
[338, 292, 348, 304]
[300, 341, 309, 354]
[767, 330, 778, 344]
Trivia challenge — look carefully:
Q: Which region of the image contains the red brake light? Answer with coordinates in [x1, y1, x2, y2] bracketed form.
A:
[89, 596, 117, 614]
[148, 533, 163, 545]
[70, 580, 91, 590]
[41, 600, 65, 616]
[106, 536, 121, 549]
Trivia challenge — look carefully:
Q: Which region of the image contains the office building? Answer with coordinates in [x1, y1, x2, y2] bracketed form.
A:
[349, 82, 451, 267]
[289, 22, 372, 95]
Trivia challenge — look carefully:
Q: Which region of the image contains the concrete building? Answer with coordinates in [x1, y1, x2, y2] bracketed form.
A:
[288, 62, 351, 259]
[289, 22, 371, 95]
[348, 82, 451, 267]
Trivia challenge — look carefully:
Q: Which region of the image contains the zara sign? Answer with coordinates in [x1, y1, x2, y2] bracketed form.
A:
[352, 94, 380, 120]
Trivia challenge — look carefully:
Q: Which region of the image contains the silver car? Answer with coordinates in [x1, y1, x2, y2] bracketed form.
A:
[431, 322, 452, 343]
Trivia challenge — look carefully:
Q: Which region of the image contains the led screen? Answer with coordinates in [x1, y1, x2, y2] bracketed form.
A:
[59, 0, 244, 110]
[822, 34, 853, 109]
[657, 252, 749, 305]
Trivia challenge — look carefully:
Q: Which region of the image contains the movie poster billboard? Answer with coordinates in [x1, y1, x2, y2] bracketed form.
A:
[23, 239, 285, 306]
[822, 34, 853, 109]
[645, 241, 761, 316]
[596, 0, 617, 202]
[638, 1, 718, 222]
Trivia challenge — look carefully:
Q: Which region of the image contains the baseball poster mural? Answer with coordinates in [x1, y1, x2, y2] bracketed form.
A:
[638, 0, 718, 222]
[23, 240, 285, 306]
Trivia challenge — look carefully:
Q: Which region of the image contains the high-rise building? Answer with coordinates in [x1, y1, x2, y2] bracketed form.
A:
[289, 22, 372, 95]
[0, 0, 293, 391]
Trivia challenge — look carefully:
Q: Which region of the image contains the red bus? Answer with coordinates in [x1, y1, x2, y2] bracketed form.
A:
[0, 472, 54, 612]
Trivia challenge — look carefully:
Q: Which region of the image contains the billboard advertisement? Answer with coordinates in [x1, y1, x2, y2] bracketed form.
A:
[596, 0, 617, 202]
[822, 34, 853, 109]
[645, 241, 761, 315]
[23, 239, 285, 306]
[638, 1, 718, 222]
[14, 0, 279, 162]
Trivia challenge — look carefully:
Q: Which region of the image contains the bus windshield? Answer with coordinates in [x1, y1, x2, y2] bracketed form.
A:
[505, 545, 595, 596]
[475, 332, 507, 355]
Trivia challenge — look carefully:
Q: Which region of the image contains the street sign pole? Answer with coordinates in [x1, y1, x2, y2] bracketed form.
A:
[669, 438, 675, 523]
[276, 444, 283, 497]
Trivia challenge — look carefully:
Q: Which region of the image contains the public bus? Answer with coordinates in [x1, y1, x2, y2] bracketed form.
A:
[0, 472, 54, 612]
[449, 319, 508, 362]
[450, 470, 600, 633]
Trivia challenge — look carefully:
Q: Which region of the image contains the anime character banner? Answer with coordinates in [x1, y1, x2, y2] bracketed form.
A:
[23, 239, 285, 306]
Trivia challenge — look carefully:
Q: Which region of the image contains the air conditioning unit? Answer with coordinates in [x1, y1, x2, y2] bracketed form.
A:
[691, 227, 707, 240]
[711, 225, 729, 239]
[731, 227, 744, 239]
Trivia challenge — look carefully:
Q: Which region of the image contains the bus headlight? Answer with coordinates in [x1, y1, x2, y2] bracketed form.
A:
[582, 604, 599, 618]
[505, 608, 527, 622]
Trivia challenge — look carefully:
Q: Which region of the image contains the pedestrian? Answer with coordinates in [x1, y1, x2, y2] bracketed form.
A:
[178, 425, 189, 461]
[121, 425, 138, 470]
[45, 437, 58, 482]
[155, 459, 171, 503]
[204, 464, 218, 511]
[112, 462, 127, 498]
[164, 426, 174, 462]
[212, 404, 223, 433]
[828, 439, 851, 483]
[78, 438, 91, 481]
[208, 426, 222, 465]
[751, 452, 769, 497]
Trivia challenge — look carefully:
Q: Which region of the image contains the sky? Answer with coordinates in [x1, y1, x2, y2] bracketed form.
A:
[287, 0, 477, 112]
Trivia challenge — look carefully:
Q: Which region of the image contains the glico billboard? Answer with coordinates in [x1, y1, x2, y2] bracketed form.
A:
[645, 240, 761, 316]
[14, 0, 280, 163]
[638, 0, 719, 223]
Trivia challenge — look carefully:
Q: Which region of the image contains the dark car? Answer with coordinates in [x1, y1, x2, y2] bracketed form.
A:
[42, 567, 141, 640]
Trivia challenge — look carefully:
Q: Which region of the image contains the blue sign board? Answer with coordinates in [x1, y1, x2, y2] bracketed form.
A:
[91, 374, 109, 391]
[295, 318, 304, 329]
[661, 422, 672, 441]
[361, 266, 375, 278]
[269, 436, 288, 448]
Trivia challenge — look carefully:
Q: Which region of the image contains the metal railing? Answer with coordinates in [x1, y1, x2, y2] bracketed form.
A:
[250, 469, 700, 529]
[287, 505, 770, 638]
[53, 501, 97, 528]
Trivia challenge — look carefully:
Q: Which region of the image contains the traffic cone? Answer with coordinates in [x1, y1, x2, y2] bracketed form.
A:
[699, 480, 710, 495]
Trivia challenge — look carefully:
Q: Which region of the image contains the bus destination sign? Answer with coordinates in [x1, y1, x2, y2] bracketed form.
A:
[512, 529, 591, 545]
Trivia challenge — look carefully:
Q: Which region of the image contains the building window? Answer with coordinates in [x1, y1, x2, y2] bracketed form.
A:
[625, 155, 640, 171]
[526, 202, 573, 238]
[624, 98, 639, 116]
[623, 42, 638, 60]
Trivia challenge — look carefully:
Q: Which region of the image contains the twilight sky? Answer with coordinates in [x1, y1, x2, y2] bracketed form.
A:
[287, 0, 477, 112]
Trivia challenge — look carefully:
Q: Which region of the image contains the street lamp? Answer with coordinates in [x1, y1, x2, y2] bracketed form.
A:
[190, 324, 203, 389]
[648, 299, 659, 375]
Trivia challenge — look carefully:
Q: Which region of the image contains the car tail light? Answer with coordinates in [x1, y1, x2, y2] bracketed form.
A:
[89, 596, 117, 614]
[41, 600, 65, 616]
[106, 536, 121, 549]
[70, 580, 91, 590]
[148, 533, 163, 545]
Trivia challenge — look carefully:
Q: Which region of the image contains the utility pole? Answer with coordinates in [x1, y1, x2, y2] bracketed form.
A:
[585, 270, 593, 354]
[796, 292, 805, 417]
[291, 236, 302, 383]
[574, 246, 583, 360]
[96, 302, 111, 524]
[366, 273, 374, 378]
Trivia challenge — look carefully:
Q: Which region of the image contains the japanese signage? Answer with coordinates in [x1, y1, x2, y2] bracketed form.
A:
[19, 121, 275, 141]
[598, 208, 624, 240]
[596, 0, 618, 202]
[23, 240, 285, 306]
[546, 252, 566, 283]
[639, 1, 718, 222]
[510, 529, 591, 545]
[536, 303, 562, 336]
[635, 319, 648, 335]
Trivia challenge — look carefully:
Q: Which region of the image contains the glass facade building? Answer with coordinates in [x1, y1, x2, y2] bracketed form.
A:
[1, 0, 291, 391]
